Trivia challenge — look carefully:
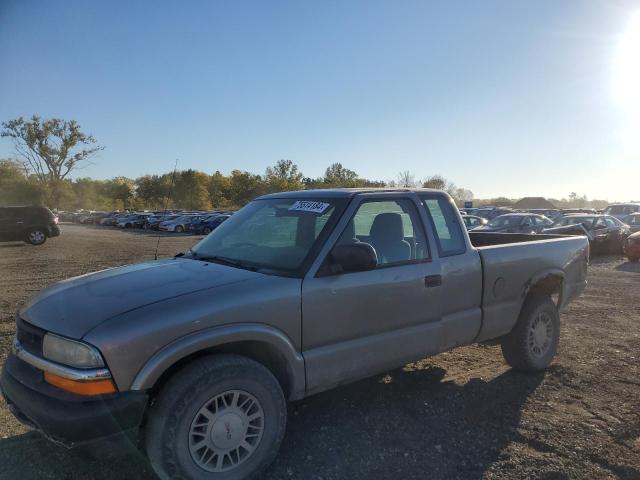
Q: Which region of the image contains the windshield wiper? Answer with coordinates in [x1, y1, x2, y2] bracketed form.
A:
[195, 254, 261, 272]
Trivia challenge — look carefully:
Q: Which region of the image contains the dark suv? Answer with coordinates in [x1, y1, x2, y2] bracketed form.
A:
[0, 206, 61, 245]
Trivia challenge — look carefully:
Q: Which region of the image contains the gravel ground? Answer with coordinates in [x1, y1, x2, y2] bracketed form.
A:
[0, 224, 639, 480]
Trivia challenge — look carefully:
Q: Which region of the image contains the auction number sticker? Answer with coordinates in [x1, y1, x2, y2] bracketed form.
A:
[288, 200, 330, 214]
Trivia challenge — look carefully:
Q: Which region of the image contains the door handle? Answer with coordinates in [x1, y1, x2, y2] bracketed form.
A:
[424, 275, 442, 288]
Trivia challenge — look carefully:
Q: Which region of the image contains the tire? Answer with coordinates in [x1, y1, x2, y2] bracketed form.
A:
[501, 294, 560, 372]
[145, 354, 287, 480]
[203, 227, 212, 235]
[25, 228, 47, 246]
[175, 225, 184, 233]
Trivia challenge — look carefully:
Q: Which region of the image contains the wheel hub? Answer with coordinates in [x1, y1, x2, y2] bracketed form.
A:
[189, 390, 264, 472]
[528, 312, 552, 357]
[210, 412, 245, 450]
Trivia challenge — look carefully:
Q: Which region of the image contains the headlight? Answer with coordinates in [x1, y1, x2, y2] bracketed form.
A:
[42, 333, 105, 369]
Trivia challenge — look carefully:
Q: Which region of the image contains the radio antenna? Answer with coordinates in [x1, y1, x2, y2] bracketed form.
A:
[154, 159, 179, 261]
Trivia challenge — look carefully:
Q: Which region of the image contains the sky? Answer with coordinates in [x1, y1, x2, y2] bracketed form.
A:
[0, 0, 639, 201]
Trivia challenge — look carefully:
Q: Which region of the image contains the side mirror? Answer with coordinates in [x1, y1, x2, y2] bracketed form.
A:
[328, 243, 378, 274]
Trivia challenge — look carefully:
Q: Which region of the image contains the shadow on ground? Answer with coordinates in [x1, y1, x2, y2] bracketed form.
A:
[0, 366, 544, 480]
[615, 261, 640, 273]
[0, 243, 26, 248]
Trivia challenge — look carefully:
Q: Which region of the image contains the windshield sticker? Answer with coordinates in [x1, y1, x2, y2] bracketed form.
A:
[288, 200, 330, 214]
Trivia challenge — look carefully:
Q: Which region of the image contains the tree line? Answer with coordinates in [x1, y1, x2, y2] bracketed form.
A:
[0, 116, 476, 211]
[0, 156, 479, 211]
[1, 115, 606, 212]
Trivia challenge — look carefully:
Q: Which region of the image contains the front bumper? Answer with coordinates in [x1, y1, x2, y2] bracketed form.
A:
[1, 353, 148, 449]
[49, 225, 61, 238]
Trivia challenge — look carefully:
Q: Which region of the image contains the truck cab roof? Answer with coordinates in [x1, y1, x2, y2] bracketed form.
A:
[257, 188, 444, 200]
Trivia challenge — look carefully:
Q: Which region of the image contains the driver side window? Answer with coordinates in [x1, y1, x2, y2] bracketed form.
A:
[335, 199, 430, 267]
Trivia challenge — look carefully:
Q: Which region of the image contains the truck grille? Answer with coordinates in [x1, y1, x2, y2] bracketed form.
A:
[16, 317, 45, 356]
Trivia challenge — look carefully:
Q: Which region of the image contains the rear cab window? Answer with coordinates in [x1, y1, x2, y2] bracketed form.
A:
[420, 195, 466, 256]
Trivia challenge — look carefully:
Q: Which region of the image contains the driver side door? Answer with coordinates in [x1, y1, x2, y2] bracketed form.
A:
[301, 194, 443, 395]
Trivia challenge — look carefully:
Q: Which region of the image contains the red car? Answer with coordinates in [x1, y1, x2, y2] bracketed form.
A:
[624, 231, 640, 262]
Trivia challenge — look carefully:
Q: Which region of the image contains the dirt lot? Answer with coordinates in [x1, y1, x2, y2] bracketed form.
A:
[0, 224, 639, 480]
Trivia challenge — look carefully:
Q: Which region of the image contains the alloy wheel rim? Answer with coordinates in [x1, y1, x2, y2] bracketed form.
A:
[188, 390, 265, 472]
[528, 312, 553, 357]
[29, 231, 45, 244]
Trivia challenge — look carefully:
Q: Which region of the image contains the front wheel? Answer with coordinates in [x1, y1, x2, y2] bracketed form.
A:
[145, 354, 287, 480]
[175, 225, 184, 233]
[203, 227, 212, 235]
[25, 229, 47, 245]
[501, 294, 560, 372]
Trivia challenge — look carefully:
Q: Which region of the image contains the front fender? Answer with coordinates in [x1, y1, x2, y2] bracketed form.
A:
[129, 323, 306, 400]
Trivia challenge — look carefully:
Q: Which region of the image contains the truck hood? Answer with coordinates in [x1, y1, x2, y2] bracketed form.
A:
[20, 258, 261, 339]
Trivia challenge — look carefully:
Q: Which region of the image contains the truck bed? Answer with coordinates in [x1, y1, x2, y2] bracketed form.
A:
[470, 233, 590, 342]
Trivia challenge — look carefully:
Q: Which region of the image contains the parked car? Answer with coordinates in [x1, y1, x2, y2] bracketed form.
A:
[604, 203, 640, 220]
[79, 212, 109, 224]
[192, 214, 231, 235]
[158, 214, 204, 233]
[474, 207, 514, 220]
[144, 214, 180, 230]
[0, 206, 60, 245]
[559, 208, 597, 216]
[546, 214, 631, 254]
[527, 209, 561, 220]
[1, 188, 590, 480]
[57, 211, 82, 223]
[473, 213, 552, 234]
[117, 213, 151, 229]
[622, 213, 640, 233]
[99, 213, 121, 226]
[624, 231, 640, 262]
[461, 214, 487, 231]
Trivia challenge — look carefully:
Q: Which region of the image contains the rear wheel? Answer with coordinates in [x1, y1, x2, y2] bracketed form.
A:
[145, 354, 287, 480]
[501, 294, 560, 372]
[25, 228, 47, 245]
[203, 227, 212, 235]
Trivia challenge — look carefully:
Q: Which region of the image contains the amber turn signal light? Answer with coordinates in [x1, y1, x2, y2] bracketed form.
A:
[44, 372, 117, 396]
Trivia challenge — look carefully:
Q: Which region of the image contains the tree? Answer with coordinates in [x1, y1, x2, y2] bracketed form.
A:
[136, 174, 172, 210]
[323, 163, 359, 187]
[264, 159, 304, 192]
[173, 169, 212, 210]
[227, 170, 265, 207]
[1, 116, 104, 183]
[208, 171, 232, 208]
[422, 175, 448, 191]
[395, 170, 418, 188]
[0, 159, 46, 205]
[103, 177, 135, 210]
[452, 187, 474, 203]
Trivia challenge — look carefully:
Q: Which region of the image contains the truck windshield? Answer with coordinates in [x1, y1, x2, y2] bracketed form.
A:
[190, 198, 344, 274]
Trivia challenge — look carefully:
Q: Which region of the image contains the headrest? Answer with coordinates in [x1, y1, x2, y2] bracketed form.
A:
[369, 213, 405, 242]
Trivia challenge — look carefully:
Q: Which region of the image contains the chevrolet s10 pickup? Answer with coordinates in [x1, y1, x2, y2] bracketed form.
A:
[1, 188, 589, 480]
